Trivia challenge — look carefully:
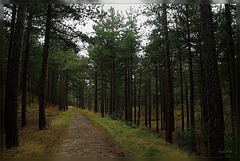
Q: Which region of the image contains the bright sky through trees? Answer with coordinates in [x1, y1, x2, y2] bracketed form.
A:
[76, 4, 149, 57]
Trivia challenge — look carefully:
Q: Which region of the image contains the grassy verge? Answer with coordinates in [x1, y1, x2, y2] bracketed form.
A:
[80, 109, 193, 158]
[3, 104, 72, 157]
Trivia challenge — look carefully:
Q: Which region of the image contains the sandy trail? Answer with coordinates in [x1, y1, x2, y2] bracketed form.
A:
[56, 108, 128, 158]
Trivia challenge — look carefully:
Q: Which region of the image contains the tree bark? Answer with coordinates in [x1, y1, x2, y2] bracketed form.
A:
[94, 69, 98, 113]
[155, 64, 159, 132]
[200, 4, 225, 157]
[148, 72, 151, 129]
[134, 71, 137, 124]
[39, 4, 52, 129]
[185, 81, 189, 129]
[6, 4, 17, 83]
[21, 11, 32, 127]
[125, 69, 128, 121]
[179, 50, 184, 131]
[101, 70, 104, 117]
[4, 4, 27, 149]
[163, 4, 174, 143]
[225, 4, 236, 140]
[145, 77, 148, 127]
[137, 69, 141, 126]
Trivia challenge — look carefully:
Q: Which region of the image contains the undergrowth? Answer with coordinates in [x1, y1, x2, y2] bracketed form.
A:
[81, 109, 193, 158]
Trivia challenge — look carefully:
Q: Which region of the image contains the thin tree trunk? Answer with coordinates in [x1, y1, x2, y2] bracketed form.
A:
[145, 77, 148, 127]
[21, 8, 32, 127]
[148, 72, 151, 129]
[137, 69, 141, 126]
[134, 72, 137, 124]
[28, 77, 31, 107]
[94, 69, 98, 113]
[125, 69, 128, 121]
[101, 70, 104, 117]
[179, 50, 184, 131]
[4, 4, 27, 149]
[186, 81, 189, 129]
[65, 78, 68, 110]
[155, 64, 159, 132]
[39, 4, 51, 130]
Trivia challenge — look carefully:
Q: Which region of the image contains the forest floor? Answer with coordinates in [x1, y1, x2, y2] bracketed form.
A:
[55, 108, 129, 158]
[82, 109, 192, 158]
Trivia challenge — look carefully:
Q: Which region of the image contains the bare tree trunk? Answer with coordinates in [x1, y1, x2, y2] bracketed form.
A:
[145, 77, 148, 127]
[185, 81, 189, 129]
[179, 50, 184, 131]
[39, 4, 51, 130]
[155, 64, 159, 132]
[101, 70, 104, 117]
[94, 69, 98, 113]
[148, 72, 151, 129]
[134, 72, 137, 124]
[163, 4, 174, 143]
[21, 11, 32, 127]
[137, 69, 141, 126]
[185, 5, 196, 152]
[200, 4, 225, 157]
[6, 4, 17, 84]
[4, 4, 27, 149]
[225, 4, 236, 140]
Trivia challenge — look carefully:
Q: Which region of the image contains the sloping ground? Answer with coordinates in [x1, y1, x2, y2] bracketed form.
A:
[3, 98, 72, 157]
[55, 108, 129, 158]
[82, 109, 193, 158]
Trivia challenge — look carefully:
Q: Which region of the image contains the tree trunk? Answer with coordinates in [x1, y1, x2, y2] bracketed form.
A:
[21, 11, 32, 127]
[134, 72, 137, 124]
[179, 50, 184, 131]
[59, 72, 65, 111]
[185, 81, 189, 129]
[200, 4, 225, 157]
[125, 69, 128, 121]
[148, 72, 151, 129]
[225, 4, 236, 140]
[4, 4, 27, 149]
[186, 5, 196, 152]
[163, 4, 174, 143]
[65, 78, 68, 110]
[39, 4, 51, 130]
[155, 64, 159, 132]
[145, 77, 148, 127]
[101, 70, 104, 117]
[6, 4, 17, 84]
[137, 69, 141, 126]
[112, 52, 116, 114]
[22, 9, 32, 127]
[94, 69, 98, 113]
[199, 41, 208, 149]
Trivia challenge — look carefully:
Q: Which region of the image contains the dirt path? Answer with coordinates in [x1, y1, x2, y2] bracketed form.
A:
[56, 108, 128, 158]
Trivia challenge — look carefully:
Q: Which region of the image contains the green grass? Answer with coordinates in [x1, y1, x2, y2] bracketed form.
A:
[80, 109, 193, 158]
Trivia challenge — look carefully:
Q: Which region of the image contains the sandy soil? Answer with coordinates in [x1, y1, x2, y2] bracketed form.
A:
[55, 108, 129, 158]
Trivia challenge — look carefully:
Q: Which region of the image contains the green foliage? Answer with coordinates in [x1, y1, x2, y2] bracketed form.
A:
[145, 147, 162, 158]
[109, 112, 123, 120]
[176, 130, 195, 153]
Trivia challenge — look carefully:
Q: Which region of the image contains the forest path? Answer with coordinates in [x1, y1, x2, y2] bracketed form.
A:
[55, 108, 128, 158]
